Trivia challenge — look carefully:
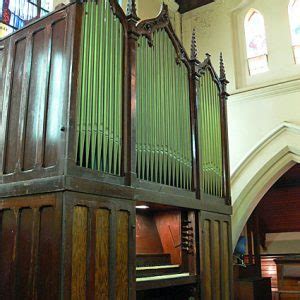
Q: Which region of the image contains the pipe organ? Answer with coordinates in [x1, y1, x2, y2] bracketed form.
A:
[0, 0, 233, 299]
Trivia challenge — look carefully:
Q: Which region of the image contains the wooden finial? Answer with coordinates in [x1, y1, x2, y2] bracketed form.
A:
[126, 0, 138, 19]
[190, 28, 197, 61]
[219, 52, 227, 82]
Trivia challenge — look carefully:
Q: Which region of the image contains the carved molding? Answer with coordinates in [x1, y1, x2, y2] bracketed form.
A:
[136, 3, 170, 42]
[231, 122, 300, 246]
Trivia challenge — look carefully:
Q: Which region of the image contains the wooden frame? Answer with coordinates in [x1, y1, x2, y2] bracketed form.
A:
[0, 2, 234, 299]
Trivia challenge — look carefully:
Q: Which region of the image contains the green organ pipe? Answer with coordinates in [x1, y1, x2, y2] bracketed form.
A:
[76, 0, 123, 175]
[136, 29, 192, 190]
[198, 70, 223, 197]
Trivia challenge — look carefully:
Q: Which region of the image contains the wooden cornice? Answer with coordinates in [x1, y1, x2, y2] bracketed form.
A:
[175, 0, 214, 13]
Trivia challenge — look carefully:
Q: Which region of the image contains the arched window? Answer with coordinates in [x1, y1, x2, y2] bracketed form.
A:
[0, 0, 51, 37]
[288, 0, 300, 64]
[244, 10, 268, 75]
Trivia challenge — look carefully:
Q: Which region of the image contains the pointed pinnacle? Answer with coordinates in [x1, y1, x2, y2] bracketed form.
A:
[190, 29, 197, 60]
[220, 52, 226, 81]
[126, 0, 138, 19]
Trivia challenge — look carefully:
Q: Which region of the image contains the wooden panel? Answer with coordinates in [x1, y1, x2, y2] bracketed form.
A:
[16, 208, 34, 299]
[63, 192, 134, 300]
[0, 41, 6, 117]
[155, 211, 182, 265]
[261, 257, 278, 289]
[235, 277, 272, 300]
[0, 209, 18, 298]
[71, 206, 88, 300]
[116, 210, 129, 300]
[0, 5, 78, 183]
[23, 28, 47, 171]
[213, 221, 221, 300]
[43, 18, 67, 168]
[222, 222, 231, 300]
[0, 194, 61, 299]
[257, 165, 300, 233]
[4, 38, 26, 174]
[37, 206, 61, 299]
[203, 219, 212, 299]
[176, 0, 214, 13]
[200, 212, 233, 300]
[136, 211, 164, 254]
[276, 259, 300, 293]
[95, 208, 110, 300]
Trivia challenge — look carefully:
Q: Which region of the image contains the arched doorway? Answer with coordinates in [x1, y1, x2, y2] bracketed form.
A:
[230, 121, 300, 299]
[231, 122, 300, 246]
[234, 164, 300, 299]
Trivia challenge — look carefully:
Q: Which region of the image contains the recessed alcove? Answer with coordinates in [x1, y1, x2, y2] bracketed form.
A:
[135, 203, 198, 298]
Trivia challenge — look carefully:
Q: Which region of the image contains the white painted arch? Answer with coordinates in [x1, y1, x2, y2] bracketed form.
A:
[231, 122, 300, 247]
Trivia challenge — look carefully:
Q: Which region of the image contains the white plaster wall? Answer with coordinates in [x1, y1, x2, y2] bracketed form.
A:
[135, 0, 181, 36]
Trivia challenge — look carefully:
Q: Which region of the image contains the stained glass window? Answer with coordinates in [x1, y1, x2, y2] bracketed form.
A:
[289, 0, 300, 64]
[0, 0, 51, 37]
[244, 10, 268, 75]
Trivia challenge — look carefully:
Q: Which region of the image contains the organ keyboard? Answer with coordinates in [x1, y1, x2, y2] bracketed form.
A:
[135, 207, 198, 295]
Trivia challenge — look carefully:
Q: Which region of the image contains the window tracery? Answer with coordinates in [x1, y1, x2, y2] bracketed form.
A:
[244, 10, 268, 75]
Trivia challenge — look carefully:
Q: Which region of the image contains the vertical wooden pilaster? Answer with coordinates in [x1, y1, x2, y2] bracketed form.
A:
[219, 53, 231, 204]
[123, 0, 139, 186]
[189, 29, 201, 199]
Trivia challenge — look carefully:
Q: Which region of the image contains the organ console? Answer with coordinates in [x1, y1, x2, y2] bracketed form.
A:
[135, 204, 199, 298]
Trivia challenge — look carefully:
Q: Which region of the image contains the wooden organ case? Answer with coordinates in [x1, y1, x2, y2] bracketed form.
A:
[0, 0, 233, 299]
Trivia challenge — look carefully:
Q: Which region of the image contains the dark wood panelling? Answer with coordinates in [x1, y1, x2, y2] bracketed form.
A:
[222, 221, 231, 299]
[257, 164, 300, 233]
[275, 257, 300, 295]
[16, 208, 34, 299]
[62, 192, 134, 300]
[213, 221, 221, 300]
[43, 18, 67, 168]
[273, 164, 300, 188]
[235, 277, 272, 300]
[23, 29, 46, 171]
[37, 206, 61, 299]
[4, 38, 26, 174]
[71, 206, 88, 299]
[200, 212, 233, 300]
[203, 219, 212, 299]
[175, 0, 214, 13]
[155, 211, 182, 265]
[95, 209, 110, 299]
[0, 5, 77, 183]
[261, 256, 279, 289]
[116, 210, 129, 300]
[0, 209, 18, 298]
[136, 212, 164, 254]
[257, 187, 300, 233]
[0, 193, 62, 299]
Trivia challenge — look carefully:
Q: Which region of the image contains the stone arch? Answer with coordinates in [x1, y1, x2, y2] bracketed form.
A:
[231, 122, 300, 247]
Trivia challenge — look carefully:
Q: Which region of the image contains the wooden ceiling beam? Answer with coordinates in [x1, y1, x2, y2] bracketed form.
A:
[175, 0, 214, 13]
